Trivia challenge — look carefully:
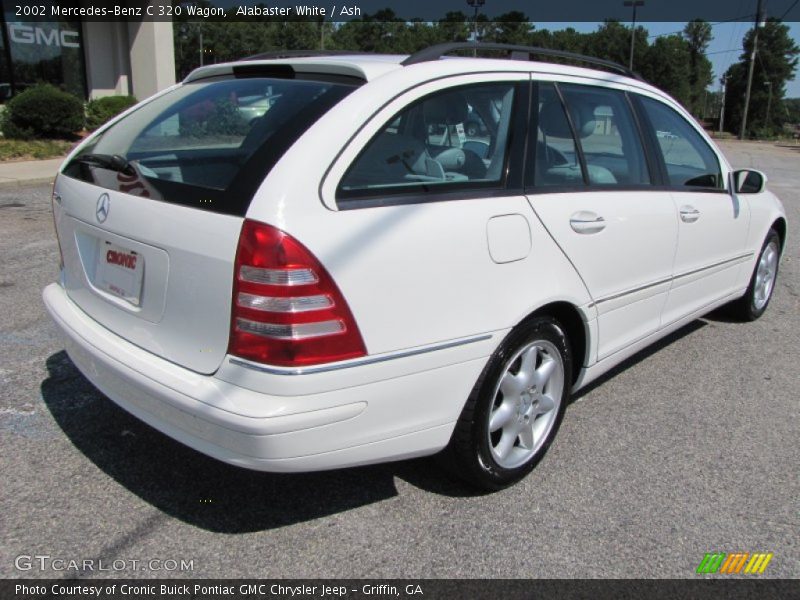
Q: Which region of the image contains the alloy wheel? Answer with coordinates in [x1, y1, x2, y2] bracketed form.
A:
[754, 240, 779, 310]
[487, 340, 565, 470]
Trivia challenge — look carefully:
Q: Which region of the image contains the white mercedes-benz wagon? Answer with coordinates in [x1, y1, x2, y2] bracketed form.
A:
[43, 44, 786, 489]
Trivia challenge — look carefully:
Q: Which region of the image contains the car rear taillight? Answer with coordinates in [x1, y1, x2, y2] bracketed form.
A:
[229, 219, 366, 367]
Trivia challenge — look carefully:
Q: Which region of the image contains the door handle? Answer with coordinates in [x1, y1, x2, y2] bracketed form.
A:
[570, 211, 606, 234]
[680, 206, 700, 223]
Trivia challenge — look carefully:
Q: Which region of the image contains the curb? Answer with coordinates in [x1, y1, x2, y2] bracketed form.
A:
[0, 176, 56, 189]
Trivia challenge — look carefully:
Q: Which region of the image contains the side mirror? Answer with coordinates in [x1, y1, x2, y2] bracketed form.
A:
[734, 169, 767, 194]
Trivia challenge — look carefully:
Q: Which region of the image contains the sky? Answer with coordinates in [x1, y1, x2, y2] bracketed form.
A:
[540, 22, 800, 98]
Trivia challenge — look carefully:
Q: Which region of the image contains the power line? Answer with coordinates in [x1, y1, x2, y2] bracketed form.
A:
[646, 14, 755, 39]
[780, 0, 799, 20]
[722, 1, 750, 75]
[706, 47, 745, 55]
[727, 0, 748, 51]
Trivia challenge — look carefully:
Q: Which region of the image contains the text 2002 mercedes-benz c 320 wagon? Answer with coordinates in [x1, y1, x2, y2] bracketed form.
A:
[44, 44, 786, 490]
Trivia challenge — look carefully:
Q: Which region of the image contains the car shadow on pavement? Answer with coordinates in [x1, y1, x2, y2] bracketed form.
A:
[40, 352, 480, 533]
[701, 306, 746, 324]
[569, 319, 706, 402]
[40, 319, 716, 530]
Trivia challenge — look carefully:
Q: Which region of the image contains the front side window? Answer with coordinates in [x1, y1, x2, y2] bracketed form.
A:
[638, 96, 723, 189]
[338, 82, 516, 199]
[559, 84, 652, 186]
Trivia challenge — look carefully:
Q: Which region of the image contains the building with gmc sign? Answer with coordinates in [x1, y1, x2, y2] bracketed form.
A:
[0, 0, 175, 102]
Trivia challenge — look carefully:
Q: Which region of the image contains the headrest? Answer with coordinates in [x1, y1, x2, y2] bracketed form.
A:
[572, 104, 598, 138]
[423, 93, 469, 125]
[538, 101, 573, 138]
[539, 101, 597, 139]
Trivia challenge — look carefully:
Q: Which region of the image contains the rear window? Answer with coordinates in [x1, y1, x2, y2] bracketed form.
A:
[63, 74, 358, 216]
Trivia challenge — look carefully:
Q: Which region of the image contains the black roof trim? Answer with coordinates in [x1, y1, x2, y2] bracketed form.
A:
[401, 43, 645, 81]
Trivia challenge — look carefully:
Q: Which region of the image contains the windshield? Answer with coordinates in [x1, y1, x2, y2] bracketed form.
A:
[63, 75, 357, 216]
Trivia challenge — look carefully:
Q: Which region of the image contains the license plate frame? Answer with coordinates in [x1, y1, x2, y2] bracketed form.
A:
[94, 240, 144, 306]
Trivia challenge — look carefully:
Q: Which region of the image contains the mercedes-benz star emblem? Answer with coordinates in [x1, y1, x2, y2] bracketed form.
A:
[96, 193, 110, 223]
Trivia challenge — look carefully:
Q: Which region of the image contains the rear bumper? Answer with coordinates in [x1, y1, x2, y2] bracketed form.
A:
[43, 283, 493, 472]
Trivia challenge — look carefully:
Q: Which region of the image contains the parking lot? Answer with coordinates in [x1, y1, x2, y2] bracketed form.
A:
[1, 140, 797, 579]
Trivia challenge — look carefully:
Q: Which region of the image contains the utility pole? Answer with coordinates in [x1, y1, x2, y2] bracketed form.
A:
[739, 0, 764, 140]
[199, 26, 204, 67]
[719, 75, 727, 135]
[765, 81, 773, 129]
[467, 0, 486, 56]
[624, 0, 644, 70]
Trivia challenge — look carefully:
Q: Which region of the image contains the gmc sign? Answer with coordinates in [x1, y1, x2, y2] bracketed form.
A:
[7, 24, 79, 48]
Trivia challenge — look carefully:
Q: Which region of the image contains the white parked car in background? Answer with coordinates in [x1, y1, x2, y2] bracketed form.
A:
[43, 44, 786, 490]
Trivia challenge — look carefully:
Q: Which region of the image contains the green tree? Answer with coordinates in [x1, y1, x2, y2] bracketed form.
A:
[271, 19, 325, 51]
[434, 12, 470, 43]
[723, 19, 800, 136]
[403, 19, 441, 51]
[550, 28, 588, 54]
[588, 21, 637, 67]
[683, 20, 714, 118]
[484, 11, 531, 45]
[330, 10, 411, 53]
[641, 35, 692, 108]
[785, 97, 800, 124]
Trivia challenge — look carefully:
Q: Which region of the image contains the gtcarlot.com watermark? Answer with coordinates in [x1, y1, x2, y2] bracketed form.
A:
[14, 554, 194, 573]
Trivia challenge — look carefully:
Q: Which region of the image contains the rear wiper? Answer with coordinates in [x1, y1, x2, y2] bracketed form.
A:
[71, 153, 135, 175]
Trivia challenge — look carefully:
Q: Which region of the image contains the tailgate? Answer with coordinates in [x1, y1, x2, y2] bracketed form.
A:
[54, 175, 242, 374]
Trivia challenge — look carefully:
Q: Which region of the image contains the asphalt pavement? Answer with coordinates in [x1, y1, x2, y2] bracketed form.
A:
[0, 140, 797, 579]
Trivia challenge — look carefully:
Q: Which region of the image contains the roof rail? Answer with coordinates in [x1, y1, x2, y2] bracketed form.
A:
[401, 42, 644, 81]
[241, 49, 367, 61]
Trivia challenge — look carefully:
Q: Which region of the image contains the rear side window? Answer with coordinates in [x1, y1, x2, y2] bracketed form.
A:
[529, 83, 583, 187]
[638, 96, 723, 189]
[63, 75, 357, 216]
[559, 84, 651, 186]
[338, 82, 517, 201]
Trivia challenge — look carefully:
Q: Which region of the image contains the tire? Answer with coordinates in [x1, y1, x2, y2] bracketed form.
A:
[443, 316, 572, 491]
[727, 229, 781, 321]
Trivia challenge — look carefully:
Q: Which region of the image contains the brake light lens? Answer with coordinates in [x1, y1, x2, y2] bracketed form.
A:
[229, 220, 366, 367]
